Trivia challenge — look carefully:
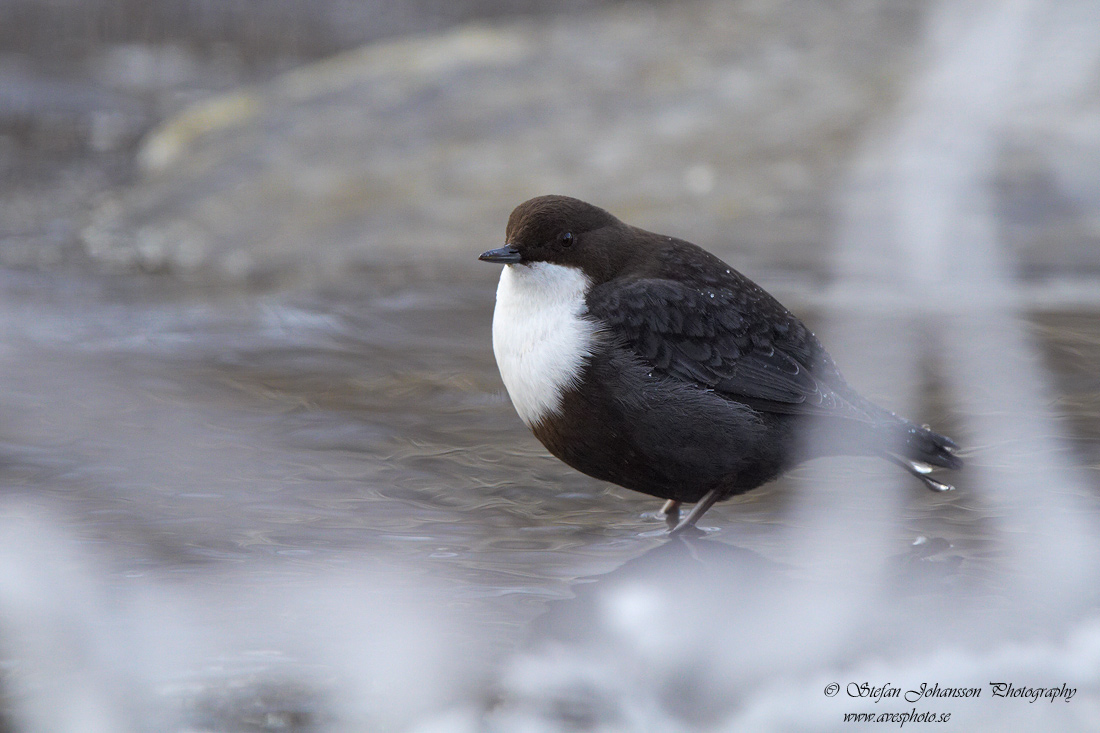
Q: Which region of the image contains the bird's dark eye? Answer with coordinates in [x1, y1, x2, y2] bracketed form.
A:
[559, 232, 574, 247]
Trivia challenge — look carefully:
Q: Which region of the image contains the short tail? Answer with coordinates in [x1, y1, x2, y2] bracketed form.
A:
[901, 421, 963, 470]
[886, 419, 964, 492]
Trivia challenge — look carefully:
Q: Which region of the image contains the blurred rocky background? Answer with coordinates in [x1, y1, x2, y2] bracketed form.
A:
[0, 0, 632, 276]
[4, 0, 1095, 289]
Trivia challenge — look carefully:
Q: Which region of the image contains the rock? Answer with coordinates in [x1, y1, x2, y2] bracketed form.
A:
[79, 0, 1100, 287]
[80, 0, 928, 285]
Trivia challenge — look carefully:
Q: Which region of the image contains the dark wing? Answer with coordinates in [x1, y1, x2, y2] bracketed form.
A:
[587, 277, 874, 421]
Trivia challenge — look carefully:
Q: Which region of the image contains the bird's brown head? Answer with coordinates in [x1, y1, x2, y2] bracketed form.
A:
[479, 195, 630, 281]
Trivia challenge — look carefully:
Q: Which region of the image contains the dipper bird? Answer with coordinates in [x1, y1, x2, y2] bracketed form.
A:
[479, 195, 962, 534]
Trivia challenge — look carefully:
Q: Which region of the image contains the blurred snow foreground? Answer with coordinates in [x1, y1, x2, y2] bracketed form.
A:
[2, 0, 1099, 731]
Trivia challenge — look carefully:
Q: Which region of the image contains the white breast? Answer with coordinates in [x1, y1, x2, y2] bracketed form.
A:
[492, 262, 598, 427]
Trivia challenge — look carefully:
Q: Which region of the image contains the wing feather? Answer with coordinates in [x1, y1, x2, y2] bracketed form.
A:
[587, 278, 873, 421]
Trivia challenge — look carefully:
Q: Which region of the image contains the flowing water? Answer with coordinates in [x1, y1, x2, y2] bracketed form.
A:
[0, 258, 1097, 731]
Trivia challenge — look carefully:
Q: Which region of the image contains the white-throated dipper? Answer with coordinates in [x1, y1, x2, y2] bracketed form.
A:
[480, 195, 963, 534]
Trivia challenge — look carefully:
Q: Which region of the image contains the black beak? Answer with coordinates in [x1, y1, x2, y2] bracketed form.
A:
[478, 245, 522, 264]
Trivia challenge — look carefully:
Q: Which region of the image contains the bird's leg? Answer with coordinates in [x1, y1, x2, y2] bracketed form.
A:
[668, 489, 721, 535]
[659, 499, 682, 530]
[659, 499, 681, 516]
[658, 499, 681, 528]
